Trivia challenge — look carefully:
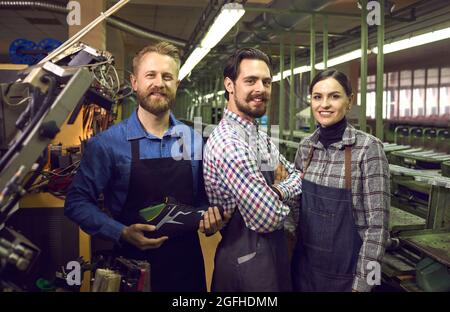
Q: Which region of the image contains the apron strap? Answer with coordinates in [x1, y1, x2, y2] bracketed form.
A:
[344, 145, 351, 190]
[131, 139, 140, 162]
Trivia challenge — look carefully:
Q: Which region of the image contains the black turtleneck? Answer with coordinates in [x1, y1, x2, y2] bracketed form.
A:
[319, 117, 347, 148]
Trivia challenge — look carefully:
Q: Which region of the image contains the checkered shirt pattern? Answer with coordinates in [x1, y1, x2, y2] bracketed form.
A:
[203, 109, 302, 233]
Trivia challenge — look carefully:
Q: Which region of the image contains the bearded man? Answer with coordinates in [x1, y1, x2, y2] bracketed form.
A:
[65, 42, 224, 292]
[203, 48, 302, 291]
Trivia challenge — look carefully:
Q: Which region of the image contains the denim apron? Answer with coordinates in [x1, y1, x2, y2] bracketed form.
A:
[292, 146, 362, 291]
[211, 117, 291, 292]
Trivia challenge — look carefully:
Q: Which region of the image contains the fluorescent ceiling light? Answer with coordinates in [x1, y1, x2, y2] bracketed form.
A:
[316, 49, 363, 69]
[179, 3, 245, 81]
[272, 26, 450, 82]
[372, 26, 450, 54]
[201, 3, 245, 49]
[272, 49, 363, 82]
[179, 47, 210, 81]
[272, 66, 310, 82]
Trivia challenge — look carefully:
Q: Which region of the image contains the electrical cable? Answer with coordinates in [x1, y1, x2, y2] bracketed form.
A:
[2, 96, 32, 107]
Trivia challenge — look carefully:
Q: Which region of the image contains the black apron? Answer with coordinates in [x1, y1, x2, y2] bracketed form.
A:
[211, 118, 291, 292]
[115, 139, 206, 292]
[292, 146, 362, 292]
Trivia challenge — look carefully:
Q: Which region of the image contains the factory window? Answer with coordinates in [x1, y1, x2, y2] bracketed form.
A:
[359, 67, 450, 120]
[441, 86, 450, 114]
[387, 72, 399, 119]
[413, 69, 425, 117]
[384, 90, 390, 119]
[426, 68, 439, 116]
[441, 68, 450, 114]
[366, 91, 376, 119]
[441, 67, 450, 84]
[367, 74, 376, 90]
[441, 67, 450, 115]
[399, 70, 412, 117]
[382, 74, 389, 119]
[426, 87, 439, 115]
[358, 75, 376, 119]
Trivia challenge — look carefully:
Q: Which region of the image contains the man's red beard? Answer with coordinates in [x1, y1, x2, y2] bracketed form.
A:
[137, 88, 176, 115]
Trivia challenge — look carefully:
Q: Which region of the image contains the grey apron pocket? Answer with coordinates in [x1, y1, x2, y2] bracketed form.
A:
[236, 242, 278, 291]
[300, 203, 335, 252]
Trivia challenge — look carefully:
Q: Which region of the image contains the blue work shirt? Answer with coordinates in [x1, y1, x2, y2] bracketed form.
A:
[64, 111, 205, 243]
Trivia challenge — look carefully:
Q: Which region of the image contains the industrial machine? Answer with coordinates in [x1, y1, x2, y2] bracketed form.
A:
[384, 165, 450, 292]
[0, 0, 130, 291]
[0, 51, 93, 291]
[380, 125, 450, 291]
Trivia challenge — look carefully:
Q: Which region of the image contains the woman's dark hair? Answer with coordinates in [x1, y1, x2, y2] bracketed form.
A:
[309, 69, 353, 96]
[223, 48, 273, 100]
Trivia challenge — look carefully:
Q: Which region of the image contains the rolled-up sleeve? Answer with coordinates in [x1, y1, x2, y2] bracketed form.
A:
[64, 136, 125, 242]
[276, 151, 302, 201]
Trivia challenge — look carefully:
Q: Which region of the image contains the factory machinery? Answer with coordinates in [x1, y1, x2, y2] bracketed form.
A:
[0, 0, 131, 291]
[381, 132, 450, 292]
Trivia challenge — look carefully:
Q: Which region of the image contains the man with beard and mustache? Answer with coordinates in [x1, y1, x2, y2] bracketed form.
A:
[203, 48, 302, 291]
[65, 42, 226, 292]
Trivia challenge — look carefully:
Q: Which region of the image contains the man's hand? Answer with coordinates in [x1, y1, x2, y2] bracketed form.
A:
[121, 224, 168, 250]
[199, 207, 231, 236]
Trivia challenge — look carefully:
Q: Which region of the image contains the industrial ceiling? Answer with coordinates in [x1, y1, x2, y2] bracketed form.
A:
[0, 0, 449, 87]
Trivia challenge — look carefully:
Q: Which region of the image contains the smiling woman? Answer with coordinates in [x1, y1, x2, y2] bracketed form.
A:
[292, 69, 390, 292]
[310, 70, 354, 128]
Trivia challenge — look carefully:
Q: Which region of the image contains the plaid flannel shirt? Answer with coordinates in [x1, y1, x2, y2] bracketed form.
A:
[295, 123, 390, 292]
[203, 109, 302, 233]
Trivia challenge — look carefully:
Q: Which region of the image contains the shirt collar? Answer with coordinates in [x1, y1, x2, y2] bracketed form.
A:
[305, 122, 357, 149]
[224, 109, 258, 132]
[126, 110, 182, 140]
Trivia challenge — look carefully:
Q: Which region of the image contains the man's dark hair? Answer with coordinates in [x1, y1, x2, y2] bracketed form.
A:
[223, 48, 273, 100]
[309, 68, 353, 96]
